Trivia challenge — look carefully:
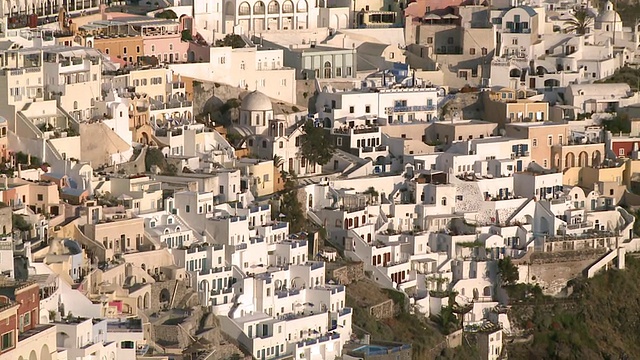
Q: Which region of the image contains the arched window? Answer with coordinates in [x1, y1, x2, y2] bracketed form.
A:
[253, 1, 265, 14]
[297, 0, 307, 12]
[441, 197, 447, 206]
[268, 0, 279, 13]
[238, 2, 250, 15]
[282, 0, 294, 12]
[323, 61, 332, 78]
[73, 101, 78, 110]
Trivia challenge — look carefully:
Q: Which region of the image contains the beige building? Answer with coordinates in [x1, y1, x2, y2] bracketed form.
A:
[107, 175, 164, 214]
[482, 89, 549, 127]
[237, 158, 278, 197]
[505, 122, 569, 169]
[83, 207, 145, 262]
[428, 120, 498, 148]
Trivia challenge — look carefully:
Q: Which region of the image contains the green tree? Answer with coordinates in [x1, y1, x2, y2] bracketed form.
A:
[154, 10, 178, 19]
[564, 9, 594, 35]
[12, 214, 30, 232]
[603, 113, 631, 133]
[300, 119, 335, 166]
[431, 306, 459, 335]
[497, 257, 519, 286]
[279, 177, 306, 233]
[181, 29, 193, 41]
[215, 34, 246, 48]
[145, 148, 166, 172]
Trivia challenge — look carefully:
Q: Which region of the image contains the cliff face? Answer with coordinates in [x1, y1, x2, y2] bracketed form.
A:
[507, 255, 640, 359]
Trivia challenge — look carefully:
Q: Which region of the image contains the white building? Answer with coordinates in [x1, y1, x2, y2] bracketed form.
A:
[170, 46, 296, 104]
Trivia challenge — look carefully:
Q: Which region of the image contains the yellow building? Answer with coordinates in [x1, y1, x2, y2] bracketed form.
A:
[505, 122, 569, 169]
[482, 88, 549, 127]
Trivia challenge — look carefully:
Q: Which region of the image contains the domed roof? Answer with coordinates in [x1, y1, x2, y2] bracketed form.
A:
[597, 1, 621, 24]
[241, 91, 272, 112]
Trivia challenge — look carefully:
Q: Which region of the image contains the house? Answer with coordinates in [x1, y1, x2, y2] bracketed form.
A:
[565, 83, 640, 115]
[405, 5, 494, 87]
[170, 46, 296, 104]
[505, 122, 570, 169]
[482, 89, 549, 127]
[260, 39, 358, 80]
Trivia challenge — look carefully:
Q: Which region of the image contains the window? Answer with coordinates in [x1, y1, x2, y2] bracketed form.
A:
[337, 137, 342, 146]
[512, 38, 518, 45]
[620, 148, 625, 156]
[470, 48, 476, 55]
[543, 159, 548, 168]
[346, 67, 352, 76]
[105, 48, 109, 54]
[220, 57, 226, 64]
[482, 48, 488, 55]
[349, 106, 354, 113]
[279, 141, 283, 148]
[151, 45, 155, 52]
[336, 67, 342, 77]
[427, 37, 433, 44]
[219, 185, 225, 194]
[1, 331, 13, 350]
[121, 341, 135, 349]
[547, 135, 553, 146]
[365, 105, 370, 113]
[37, 194, 43, 201]
[240, 62, 245, 70]
[532, 138, 537, 147]
[559, 135, 563, 145]
[24, 312, 30, 326]
[185, 205, 190, 213]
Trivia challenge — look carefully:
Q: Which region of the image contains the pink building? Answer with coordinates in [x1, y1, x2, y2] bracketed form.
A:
[110, 16, 190, 64]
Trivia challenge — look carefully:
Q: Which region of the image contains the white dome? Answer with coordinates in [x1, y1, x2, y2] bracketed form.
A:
[241, 91, 273, 112]
[597, 1, 621, 24]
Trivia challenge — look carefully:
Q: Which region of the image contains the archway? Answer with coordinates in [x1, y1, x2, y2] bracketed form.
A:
[565, 153, 575, 168]
[40, 344, 52, 360]
[509, 68, 522, 78]
[592, 150, 601, 167]
[323, 61, 332, 78]
[29, 351, 37, 360]
[578, 151, 589, 167]
[159, 288, 171, 303]
[144, 292, 150, 309]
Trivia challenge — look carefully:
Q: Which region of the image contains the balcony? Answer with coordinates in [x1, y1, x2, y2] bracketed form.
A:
[171, 82, 185, 89]
[510, 151, 529, 159]
[503, 27, 531, 34]
[386, 105, 435, 114]
[353, 126, 380, 134]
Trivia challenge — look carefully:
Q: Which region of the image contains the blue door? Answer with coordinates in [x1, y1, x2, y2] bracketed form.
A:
[516, 160, 522, 172]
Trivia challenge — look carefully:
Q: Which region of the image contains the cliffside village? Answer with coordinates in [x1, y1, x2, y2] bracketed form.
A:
[1, 0, 640, 359]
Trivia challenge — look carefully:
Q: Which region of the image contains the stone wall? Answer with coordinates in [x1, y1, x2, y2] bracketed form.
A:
[369, 299, 395, 320]
[149, 279, 193, 312]
[329, 262, 364, 285]
[521, 249, 606, 295]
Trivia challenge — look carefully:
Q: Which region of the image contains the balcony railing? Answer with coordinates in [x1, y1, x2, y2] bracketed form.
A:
[387, 105, 435, 113]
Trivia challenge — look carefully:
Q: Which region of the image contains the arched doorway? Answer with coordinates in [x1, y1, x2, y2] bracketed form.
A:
[40, 344, 52, 360]
[159, 288, 170, 303]
[592, 150, 602, 167]
[565, 153, 575, 168]
[578, 151, 589, 167]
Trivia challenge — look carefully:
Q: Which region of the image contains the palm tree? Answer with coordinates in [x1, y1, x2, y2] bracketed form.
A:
[564, 9, 594, 35]
[272, 154, 284, 169]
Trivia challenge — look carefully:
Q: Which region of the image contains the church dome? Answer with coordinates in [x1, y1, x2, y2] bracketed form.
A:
[597, 1, 621, 25]
[241, 91, 273, 112]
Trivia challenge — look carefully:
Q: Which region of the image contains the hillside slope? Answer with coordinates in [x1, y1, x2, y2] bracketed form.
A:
[508, 255, 640, 359]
